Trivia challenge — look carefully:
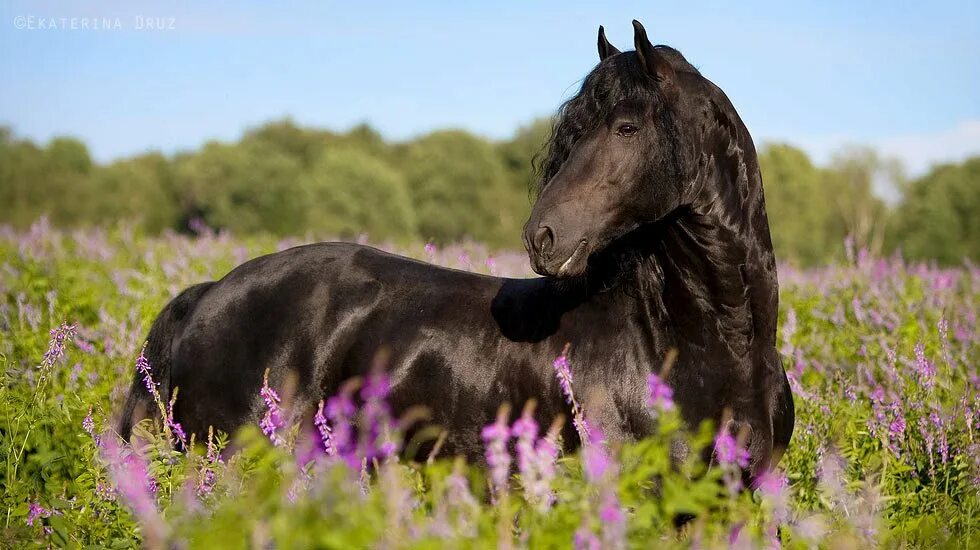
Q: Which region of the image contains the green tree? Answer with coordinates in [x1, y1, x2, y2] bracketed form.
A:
[497, 117, 553, 194]
[82, 153, 178, 232]
[171, 141, 306, 235]
[0, 128, 48, 227]
[397, 130, 524, 247]
[822, 147, 893, 257]
[889, 157, 980, 263]
[398, 130, 517, 245]
[301, 146, 417, 241]
[759, 143, 836, 265]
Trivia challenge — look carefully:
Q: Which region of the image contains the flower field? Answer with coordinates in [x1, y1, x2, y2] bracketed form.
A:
[1, 219, 977, 548]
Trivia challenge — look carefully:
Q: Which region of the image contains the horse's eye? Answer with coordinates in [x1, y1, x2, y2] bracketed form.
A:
[616, 123, 639, 137]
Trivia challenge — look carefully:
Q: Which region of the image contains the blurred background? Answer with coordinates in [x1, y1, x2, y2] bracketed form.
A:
[1, 1, 977, 265]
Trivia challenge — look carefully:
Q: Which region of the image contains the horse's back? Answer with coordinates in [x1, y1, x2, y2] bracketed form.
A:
[165, 241, 505, 439]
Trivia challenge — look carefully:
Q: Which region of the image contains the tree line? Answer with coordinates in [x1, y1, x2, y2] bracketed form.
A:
[1, 120, 976, 265]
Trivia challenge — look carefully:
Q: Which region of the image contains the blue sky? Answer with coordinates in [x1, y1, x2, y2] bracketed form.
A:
[1, 0, 978, 175]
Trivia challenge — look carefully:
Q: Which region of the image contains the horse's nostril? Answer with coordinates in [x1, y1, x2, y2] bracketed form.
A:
[533, 226, 555, 257]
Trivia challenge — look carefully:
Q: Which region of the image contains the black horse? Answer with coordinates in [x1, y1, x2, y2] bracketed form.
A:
[120, 20, 793, 478]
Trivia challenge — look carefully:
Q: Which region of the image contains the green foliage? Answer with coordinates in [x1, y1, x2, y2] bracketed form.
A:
[0, 225, 977, 548]
[759, 143, 836, 265]
[889, 157, 980, 263]
[496, 117, 553, 193]
[759, 144, 894, 266]
[397, 129, 527, 248]
[302, 146, 418, 241]
[172, 141, 308, 236]
[83, 153, 179, 232]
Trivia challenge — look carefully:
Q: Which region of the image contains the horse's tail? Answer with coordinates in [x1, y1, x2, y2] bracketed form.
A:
[118, 282, 214, 442]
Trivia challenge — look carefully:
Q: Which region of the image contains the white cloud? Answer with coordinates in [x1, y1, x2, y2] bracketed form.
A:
[875, 120, 980, 176]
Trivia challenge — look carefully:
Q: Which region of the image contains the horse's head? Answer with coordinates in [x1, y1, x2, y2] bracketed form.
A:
[524, 20, 710, 278]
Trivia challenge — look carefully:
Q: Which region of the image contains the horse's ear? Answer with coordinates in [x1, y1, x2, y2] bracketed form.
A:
[597, 25, 620, 61]
[632, 20, 676, 87]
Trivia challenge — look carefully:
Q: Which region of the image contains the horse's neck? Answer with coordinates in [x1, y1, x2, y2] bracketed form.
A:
[635, 210, 760, 359]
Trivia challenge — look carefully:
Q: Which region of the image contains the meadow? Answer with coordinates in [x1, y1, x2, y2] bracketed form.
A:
[0, 218, 977, 548]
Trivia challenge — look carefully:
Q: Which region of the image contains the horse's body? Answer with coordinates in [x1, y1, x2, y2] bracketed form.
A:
[121, 21, 793, 478]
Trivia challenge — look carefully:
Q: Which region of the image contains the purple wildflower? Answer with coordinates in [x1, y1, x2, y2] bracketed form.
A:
[598, 492, 626, 548]
[780, 307, 797, 356]
[95, 480, 116, 502]
[512, 405, 560, 511]
[574, 528, 601, 550]
[887, 408, 906, 454]
[313, 400, 338, 457]
[918, 416, 936, 473]
[40, 322, 77, 369]
[552, 344, 590, 443]
[69, 362, 83, 386]
[135, 346, 157, 397]
[755, 469, 789, 546]
[914, 342, 935, 390]
[851, 296, 866, 323]
[481, 408, 512, 499]
[259, 370, 285, 447]
[448, 473, 478, 533]
[133, 346, 184, 446]
[714, 425, 751, 469]
[326, 383, 358, 467]
[197, 427, 220, 498]
[82, 407, 95, 435]
[930, 411, 949, 464]
[531, 433, 559, 508]
[938, 317, 952, 367]
[167, 391, 187, 448]
[512, 408, 539, 477]
[646, 371, 674, 413]
[360, 371, 398, 462]
[579, 428, 625, 549]
[553, 352, 574, 403]
[966, 401, 975, 443]
[102, 438, 166, 542]
[26, 502, 51, 527]
[82, 406, 102, 447]
[582, 430, 612, 482]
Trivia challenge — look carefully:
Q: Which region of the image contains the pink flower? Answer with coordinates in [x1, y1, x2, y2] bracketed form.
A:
[645, 372, 674, 413]
[913, 342, 935, 390]
[259, 370, 285, 447]
[102, 438, 166, 541]
[714, 428, 750, 469]
[313, 400, 338, 457]
[360, 371, 397, 462]
[481, 411, 512, 498]
[26, 502, 51, 527]
[41, 322, 77, 369]
[552, 344, 590, 443]
[512, 407, 559, 511]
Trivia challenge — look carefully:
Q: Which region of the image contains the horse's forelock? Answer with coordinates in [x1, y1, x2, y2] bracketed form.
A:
[533, 50, 681, 197]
